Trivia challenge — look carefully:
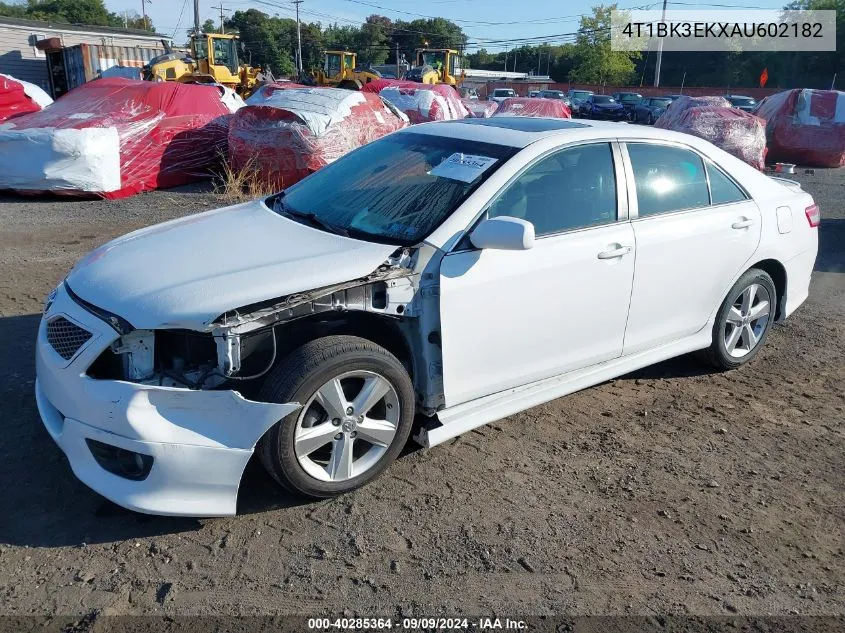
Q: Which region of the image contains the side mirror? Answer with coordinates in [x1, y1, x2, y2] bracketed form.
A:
[470, 216, 535, 251]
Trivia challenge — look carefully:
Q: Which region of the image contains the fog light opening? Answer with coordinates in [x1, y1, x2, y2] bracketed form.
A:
[85, 439, 154, 481]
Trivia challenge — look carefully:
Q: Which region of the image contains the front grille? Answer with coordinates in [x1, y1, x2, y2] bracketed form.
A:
[46, 317, 92, 360]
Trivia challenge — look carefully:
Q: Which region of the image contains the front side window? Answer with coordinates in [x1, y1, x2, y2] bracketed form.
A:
[193, 37, 208, 61]
[487, 143, 618, 236]
[707, 161, 747, 205]
[627, 143, 710, 217]
[275, 133, 517, 245]
[212, 38, 238, 73]
[325, 53, 341, 76]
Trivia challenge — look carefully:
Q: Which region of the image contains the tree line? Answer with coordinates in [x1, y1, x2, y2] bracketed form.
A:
[0, 0, 841, 89]
[0, 0, 152, 31]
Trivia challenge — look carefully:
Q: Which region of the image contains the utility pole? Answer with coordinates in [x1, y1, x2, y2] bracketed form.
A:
[140, 0, 150, 30]
[653, 0, 668, 87]
[293, 0, 304, 74]
[193, 0, 200, 35]
[211, 3, 229, 34]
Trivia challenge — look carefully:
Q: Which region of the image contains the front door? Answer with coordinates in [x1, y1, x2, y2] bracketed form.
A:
[438, 142, 636, 407]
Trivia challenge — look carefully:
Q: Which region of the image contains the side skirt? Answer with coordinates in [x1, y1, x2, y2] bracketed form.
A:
[415, 327, 713, 448]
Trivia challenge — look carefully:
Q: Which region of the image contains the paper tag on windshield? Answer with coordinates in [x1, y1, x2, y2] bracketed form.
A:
[429, 153, 497, 183]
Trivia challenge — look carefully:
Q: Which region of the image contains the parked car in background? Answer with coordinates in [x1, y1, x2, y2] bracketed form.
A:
[612, 91, 643, 119]
[567, 89, 594, 115]
[36, 118, 818, 515]
[584, 94, 627, 120]
[460, 87, 479, 100]
[727, 94, 758, 112]
[634, 95, 674, 124]
[527, 90, 541, 98]
[489, 88, 517, 104]
[539, 89, 572, 107]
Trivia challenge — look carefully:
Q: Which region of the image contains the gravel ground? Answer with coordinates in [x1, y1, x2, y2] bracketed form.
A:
[0, 170, 842, 620]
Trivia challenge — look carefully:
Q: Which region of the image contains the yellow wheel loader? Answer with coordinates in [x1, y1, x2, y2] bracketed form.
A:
[405, 48, 465, 86]
[144, 33, 259, 96]
[313, 51, 382, 90]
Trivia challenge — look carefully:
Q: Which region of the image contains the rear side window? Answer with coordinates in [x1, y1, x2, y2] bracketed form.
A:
[627, 143, 710, 216]
[706, 162, 747, 205]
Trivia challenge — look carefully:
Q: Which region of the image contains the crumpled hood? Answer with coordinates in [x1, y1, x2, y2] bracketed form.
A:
[66, 198, 398, 330]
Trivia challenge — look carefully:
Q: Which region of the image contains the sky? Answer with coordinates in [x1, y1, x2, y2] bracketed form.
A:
[104, 0, 789, 52]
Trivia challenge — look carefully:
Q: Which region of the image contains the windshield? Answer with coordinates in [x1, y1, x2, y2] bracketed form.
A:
[571, 91, 592, 100]
[272, 133, 517, 246]
[593, 95, 614, 104]
[494, 89, 515, 97]
[730, 96, 755, 105]
[212, 37, 239, 74]
[650, 98, 672, 107]
[541, 91, 564, 98]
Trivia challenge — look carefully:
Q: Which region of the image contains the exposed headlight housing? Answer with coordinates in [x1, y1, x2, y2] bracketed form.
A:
[43, 284, 60, 314]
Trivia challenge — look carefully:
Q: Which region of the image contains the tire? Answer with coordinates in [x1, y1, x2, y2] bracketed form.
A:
[699, 268, 777, 370]
[647, 113, 654, 125]
[257, 335, 415, 498]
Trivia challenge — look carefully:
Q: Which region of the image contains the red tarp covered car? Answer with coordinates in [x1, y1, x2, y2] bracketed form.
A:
[462, 98, 498, 118]
[753, 89, 845, 167]
[0, 73, 52, 122]
[654, 96, 767, 170]
[493, 97, 571, 118]
[228, 87, 408, 190]
[361, 79, 468, 123]
[0, 78, 242, 198]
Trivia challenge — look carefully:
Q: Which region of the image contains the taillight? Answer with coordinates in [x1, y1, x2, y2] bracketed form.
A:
[805, 204, 820, 227]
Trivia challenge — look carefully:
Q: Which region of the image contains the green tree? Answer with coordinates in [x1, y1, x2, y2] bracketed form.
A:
[0, 0, 154, 30]
[226, 9, 295, 76]
[570, 4, 639, 84]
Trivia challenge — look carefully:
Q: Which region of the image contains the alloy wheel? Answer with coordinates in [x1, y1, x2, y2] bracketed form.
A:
[723, 283, 771, 358]
[293, 370, 400, 482]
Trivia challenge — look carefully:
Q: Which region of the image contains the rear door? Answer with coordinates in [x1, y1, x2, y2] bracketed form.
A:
[621, 142, 762, 355]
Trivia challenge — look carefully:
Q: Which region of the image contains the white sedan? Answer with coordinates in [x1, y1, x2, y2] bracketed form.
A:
[36, 118, 819, 516]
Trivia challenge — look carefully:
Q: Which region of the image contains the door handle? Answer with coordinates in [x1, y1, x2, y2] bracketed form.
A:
[731, 218, 755, 229]
[597, 245, 631, 260]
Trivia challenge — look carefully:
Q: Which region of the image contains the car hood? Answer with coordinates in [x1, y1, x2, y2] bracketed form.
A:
[66, 198, 399, 330]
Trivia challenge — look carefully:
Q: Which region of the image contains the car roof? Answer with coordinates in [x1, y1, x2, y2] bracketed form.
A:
[727, 94, 754, 99]
[402, 117, 705, 149]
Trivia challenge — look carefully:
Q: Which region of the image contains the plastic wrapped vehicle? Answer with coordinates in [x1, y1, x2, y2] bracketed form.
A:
[654, 96, 766, 169]
[493, 97, 571, 118]
[653, 95, 731, 129]
[462, 98, 498, 118]
[246, 81, 310, 104]
[361, 79, 468, 123]
[0, 78, 241, 198]
[228, 87, 408, 190]
[0, 73, 52, 122]
[753, 89, 845, 167]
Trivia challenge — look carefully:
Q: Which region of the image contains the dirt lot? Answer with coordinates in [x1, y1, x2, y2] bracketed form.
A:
[0, 170, 842, 620]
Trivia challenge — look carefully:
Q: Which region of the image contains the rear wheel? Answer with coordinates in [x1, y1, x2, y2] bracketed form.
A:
[257, 336, 415, 498]
[700, 269, 776, 370]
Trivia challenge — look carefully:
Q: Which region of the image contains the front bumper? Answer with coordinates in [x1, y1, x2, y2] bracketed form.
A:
[591, 109, 627, 120]
[34, 284, 299, 516]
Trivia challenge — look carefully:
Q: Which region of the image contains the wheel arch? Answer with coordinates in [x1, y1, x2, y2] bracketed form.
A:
[270, 311, 415, 379]
[747, 258, 788, 321]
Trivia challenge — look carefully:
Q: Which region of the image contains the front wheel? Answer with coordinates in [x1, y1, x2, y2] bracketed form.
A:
[700, 268, 776, 370]
[257, 335, 415, 498]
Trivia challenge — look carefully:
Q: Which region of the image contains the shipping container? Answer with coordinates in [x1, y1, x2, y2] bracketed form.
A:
[37, 41, 164, 98]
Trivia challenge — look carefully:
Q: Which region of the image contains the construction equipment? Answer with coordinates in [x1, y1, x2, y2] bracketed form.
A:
[406, 48, 464, 86]
[144, 33, 259, 96]
[313, 51, 382, 90]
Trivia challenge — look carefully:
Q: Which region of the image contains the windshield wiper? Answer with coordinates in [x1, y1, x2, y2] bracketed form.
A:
[274, 197, 349, 237]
